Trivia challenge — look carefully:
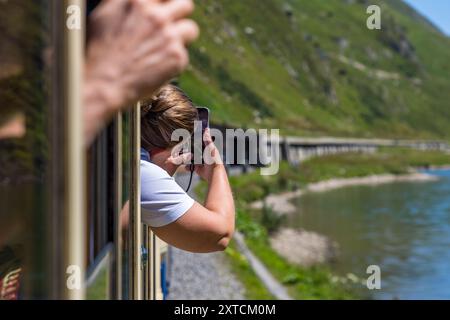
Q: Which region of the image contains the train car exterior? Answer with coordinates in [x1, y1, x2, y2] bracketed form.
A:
[0, 0, 165, 300]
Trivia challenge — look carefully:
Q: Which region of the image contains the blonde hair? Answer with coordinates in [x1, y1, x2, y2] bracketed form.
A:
[141, 85, 198, 151]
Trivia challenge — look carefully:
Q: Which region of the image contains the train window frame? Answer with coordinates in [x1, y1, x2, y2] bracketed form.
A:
[0, 0, 87, 299]
[53, 0, 87, 300]
[0, 0, 166, 300]
[86, 243, 114, 299]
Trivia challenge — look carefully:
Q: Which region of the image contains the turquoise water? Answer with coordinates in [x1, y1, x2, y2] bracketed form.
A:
[287, 169, 450, 299]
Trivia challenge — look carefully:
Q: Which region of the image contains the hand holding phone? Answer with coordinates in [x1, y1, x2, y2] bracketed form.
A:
[184, 107, 210, 191]
[197, 107, 210, 149]
[191, 107, 210, 164]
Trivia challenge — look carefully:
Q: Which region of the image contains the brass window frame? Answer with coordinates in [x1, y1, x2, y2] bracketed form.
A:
[129, 104, 143, 299]
[51, 0, 87, 300]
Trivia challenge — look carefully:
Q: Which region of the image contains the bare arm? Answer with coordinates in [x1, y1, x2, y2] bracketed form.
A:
[151, 130, 235, 252]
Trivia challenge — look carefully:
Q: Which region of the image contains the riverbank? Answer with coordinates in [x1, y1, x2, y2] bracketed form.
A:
[260, 171, 438, 272]
[234, 208, 357, 299]
[221, 148, 450, 299]
[225, 147, 450, 205]
[251, 172, 438, 214]
[193, 148, 450, 299]
[279, 168, 450, 299]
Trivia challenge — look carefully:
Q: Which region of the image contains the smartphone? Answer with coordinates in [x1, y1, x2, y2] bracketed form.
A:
[191, 107, 210, 164]
[197, 107, 210, 141]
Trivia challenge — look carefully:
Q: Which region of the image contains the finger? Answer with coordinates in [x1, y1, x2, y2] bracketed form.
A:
[203, 128, 213, 145]
[169, 154, 190, 165]
[171, 141, 186, 156]
[90, 0, 129, 30]
[131, 0, 161, 6]
[203, 143, 218, 164]
[161, 0, 194, 22]
[194, 164, 203, 173]
[170, 152, 192, 165]
[181, 152, 193, 163]
[98, 0, 129, 11]
[173, 19, 199, 45]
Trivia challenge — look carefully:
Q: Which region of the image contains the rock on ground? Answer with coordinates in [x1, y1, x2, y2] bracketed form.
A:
[270, 228, 339, 267]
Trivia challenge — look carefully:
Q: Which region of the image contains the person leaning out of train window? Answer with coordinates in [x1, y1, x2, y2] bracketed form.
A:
[139, 85, 235, 253]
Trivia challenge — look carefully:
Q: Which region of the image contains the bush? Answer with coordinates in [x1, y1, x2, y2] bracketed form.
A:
[260, 203, 286, 235]
[236, 209, 266, 240]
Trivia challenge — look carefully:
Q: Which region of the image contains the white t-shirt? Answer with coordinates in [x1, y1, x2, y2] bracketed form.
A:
[140, 149, 195, 227]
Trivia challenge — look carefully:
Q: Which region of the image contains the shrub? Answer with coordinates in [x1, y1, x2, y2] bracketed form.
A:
[260, 203, 286, 235]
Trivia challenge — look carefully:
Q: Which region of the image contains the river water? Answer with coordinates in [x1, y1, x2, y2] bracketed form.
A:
[286, 169, 450, 299]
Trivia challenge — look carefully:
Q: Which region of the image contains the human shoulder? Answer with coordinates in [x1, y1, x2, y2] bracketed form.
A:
[140, 160, 171, 182]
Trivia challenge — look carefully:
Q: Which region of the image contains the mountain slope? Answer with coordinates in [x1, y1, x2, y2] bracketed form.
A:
[179, 0, 450, 139]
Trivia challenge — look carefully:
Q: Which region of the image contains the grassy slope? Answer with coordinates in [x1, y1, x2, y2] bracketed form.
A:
[180, 0, 450, 139]
[223, 240, 275, 299]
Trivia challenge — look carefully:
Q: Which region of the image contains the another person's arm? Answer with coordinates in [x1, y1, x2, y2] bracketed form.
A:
[84, 0, 199, 145]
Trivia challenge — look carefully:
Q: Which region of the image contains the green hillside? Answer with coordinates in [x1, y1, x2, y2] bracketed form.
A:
[180, 0, 450, 139]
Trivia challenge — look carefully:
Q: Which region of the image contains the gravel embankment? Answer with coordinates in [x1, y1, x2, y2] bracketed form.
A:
[167, 247, 245, 300]
[168, 172, 245, 300]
